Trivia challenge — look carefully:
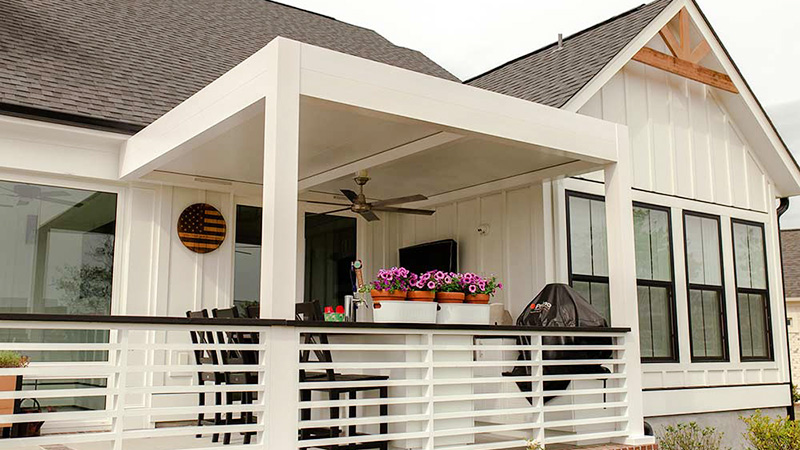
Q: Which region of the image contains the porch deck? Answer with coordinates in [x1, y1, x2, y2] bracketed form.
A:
[0, 315, 635, 449]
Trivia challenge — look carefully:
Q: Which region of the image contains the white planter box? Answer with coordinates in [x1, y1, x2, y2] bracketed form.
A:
[437, 303, 491, 325]
[372, 300, 437, 324]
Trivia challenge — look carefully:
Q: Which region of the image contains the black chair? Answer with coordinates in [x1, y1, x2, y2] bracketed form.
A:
[245, 304, 260, 319]
[186, 310, 223, 442]
[211, 307, 258, 445]
[296, 301, 389, 450]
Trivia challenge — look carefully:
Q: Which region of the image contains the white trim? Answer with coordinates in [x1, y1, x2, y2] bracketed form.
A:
[644, 384, 791, 416]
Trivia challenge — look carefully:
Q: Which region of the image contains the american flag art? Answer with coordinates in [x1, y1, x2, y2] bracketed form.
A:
[177, 203, 226, 254]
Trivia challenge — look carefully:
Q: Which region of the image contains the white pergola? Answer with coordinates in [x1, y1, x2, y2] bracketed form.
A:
[120, 37, 648, 446]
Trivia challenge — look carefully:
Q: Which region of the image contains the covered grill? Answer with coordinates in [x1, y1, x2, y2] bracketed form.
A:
[506, 283, 612, 404]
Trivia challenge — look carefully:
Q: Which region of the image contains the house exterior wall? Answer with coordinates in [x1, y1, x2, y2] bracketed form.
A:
[567, 49, 793, 420]
[788, 299, 800, 389]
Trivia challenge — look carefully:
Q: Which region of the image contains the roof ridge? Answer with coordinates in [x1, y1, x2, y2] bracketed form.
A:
[463, 2, 654, 84]
[263, 0, 337, 21]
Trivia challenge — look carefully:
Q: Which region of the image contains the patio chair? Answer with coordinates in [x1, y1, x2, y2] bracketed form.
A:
[186, 309, 223, 442]
[211, 307, 258, 445]
[296, 301, 389, 450]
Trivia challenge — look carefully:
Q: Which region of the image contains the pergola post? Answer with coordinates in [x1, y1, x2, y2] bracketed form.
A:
[603, 125, 652, 444]
[260, 38, 302, 449]
[259, 38, 302, 320]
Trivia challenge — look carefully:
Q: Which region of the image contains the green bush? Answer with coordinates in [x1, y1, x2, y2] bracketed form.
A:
[657, 422, 727, 450]
[792, 384, 800, 404]
[742, 410, 800, 450]
[0, 351, 28, 368]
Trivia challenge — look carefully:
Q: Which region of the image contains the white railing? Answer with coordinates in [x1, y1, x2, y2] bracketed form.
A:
[0, 316, 630, 450]
[296, 325, 630, 449]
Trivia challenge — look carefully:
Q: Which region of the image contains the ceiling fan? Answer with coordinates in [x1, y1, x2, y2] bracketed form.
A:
[0, 184, 83, 208]
[306, 172, 434, 222]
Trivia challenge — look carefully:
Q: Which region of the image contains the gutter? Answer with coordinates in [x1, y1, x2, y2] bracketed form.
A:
[776, 197, 796, 420]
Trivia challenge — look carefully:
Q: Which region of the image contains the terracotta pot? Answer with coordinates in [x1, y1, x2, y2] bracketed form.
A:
[407, 291, 435, 302]
[0, 375, 20, 428]
[370, 289, 406, 306]
[435, 292, 465, 303]
[465, 294, 490, 304]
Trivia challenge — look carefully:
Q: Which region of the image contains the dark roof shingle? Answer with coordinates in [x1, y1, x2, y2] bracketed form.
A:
[0, 0, 457, 131]
[466, 0, 672, 108]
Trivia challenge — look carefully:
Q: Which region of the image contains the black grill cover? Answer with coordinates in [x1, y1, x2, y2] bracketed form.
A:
[508, 283, 612, 404]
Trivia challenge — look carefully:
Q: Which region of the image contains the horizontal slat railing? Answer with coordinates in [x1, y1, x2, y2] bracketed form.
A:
[295, 326, 630, 449]
[0, 315, 631, 449]
[0, 318, 269, 449]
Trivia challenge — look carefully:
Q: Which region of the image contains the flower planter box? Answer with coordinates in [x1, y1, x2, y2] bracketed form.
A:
[373, 300, 437, 324]
[437, 303, 490, 325]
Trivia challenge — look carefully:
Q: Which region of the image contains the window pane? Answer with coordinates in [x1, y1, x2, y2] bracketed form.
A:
[0, 179, 117, 412]
[568, 195, 608, 277]
[738, 293, 769, 359]
[573, 280, 610, 324]
[638, 285, 673, 359]
[748, 225, 766, 289]
[634, 208, 653, 280]
[685, 214, 721, 286]
[688, 288, 725, 360]
[733, 222, 752, 288]
[590, 200, 608, 277]
[634, 206, 672, 282]
[569, 197, 592, 276]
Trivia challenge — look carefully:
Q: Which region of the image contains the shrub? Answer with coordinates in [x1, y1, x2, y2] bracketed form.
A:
[0, 351, 29, 368]
[742, 410, 800, 450]
[657, 422, 727, 450]
[525, 439, 543, 450]
[792, 384, 800, 404]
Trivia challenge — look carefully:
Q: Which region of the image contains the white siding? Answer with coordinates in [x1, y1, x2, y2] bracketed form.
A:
[577, 39, 771, 212]
[362, 185, 550, 318]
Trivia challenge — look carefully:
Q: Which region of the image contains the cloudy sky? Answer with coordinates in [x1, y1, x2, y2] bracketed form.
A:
[281, 0, 800, 225]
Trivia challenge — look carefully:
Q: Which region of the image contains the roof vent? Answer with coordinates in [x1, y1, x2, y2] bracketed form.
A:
[557, 33, 564, 50]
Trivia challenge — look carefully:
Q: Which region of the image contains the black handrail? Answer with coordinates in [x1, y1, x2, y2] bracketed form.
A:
[0, 313, 630, 333]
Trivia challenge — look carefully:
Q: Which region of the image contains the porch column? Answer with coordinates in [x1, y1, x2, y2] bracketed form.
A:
[260, 39, 302, 320]
[603, 125, 652, 444]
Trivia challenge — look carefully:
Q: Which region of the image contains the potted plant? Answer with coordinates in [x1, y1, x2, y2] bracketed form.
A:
[361, 267, 411, 306]
[407, 271, 436, 301]
[433, 271, 465, 303]
[0, 351, 27, 431]
[461, 273, 503, 304]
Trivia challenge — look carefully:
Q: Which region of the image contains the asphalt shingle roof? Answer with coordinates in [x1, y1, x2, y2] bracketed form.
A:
[0, 0, 457, 131]
[466, 0, 672, 108]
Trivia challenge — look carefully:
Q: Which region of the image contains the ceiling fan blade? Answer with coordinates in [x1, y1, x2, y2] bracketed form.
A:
[370, 194, 428, 208]
[358, 210, 380, 222]
[302, 200, 352, 207]
[307, 207, 352, 219]
[340, 189, 359, 203]
[41, 191, 72, 197]
[373, 206, 435, 216]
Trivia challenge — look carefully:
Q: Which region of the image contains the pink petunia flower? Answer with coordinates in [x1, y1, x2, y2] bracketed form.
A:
[469, 285, 477, 293]
[427, 281, 436, 290]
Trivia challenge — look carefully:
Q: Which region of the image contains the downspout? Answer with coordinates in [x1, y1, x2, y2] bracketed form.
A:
[776, 197, 795, 420]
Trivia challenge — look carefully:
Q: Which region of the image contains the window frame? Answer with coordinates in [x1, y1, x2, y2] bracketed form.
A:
[730, 218, 774, 362]
[633, 201, 679, 363]
[682, 210, 729, 363]
[565, 190, 610, 319]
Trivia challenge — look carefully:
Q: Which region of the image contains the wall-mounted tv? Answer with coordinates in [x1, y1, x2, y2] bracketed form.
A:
[399, 239, 458, 274]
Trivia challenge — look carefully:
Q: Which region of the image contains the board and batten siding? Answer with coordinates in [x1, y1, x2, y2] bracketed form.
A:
[577, 37, 770, 213]
[361, 184, 552, 318]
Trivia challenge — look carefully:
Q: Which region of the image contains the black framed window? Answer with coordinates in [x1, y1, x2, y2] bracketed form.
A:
[566, 191, 610, 322]
[683, 212, 728, 362]
[731, 219, 773, 361]
[634, 203, 678, 362]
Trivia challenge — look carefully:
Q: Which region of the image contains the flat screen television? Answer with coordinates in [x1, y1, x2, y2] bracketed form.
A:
[399, 239, 458, 274]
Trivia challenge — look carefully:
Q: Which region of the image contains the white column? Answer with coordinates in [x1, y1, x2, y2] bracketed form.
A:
[603, 124, 653, 445]
[260, 38, 303, 450]
[260, 38, 302, 320]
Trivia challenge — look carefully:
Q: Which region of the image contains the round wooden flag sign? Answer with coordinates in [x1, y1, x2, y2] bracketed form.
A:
[177, 203, 226, 254]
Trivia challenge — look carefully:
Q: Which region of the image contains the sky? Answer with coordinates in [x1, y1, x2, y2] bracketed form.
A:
[280, 0, 800, 224]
